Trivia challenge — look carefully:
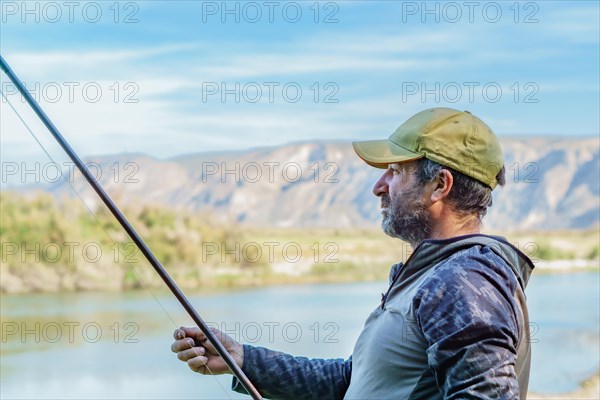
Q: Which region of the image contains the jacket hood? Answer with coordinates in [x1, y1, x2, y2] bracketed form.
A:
[395, 234, 535, 291]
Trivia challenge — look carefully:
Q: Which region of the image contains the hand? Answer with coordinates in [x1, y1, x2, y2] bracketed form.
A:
[171, 326, 244, 375]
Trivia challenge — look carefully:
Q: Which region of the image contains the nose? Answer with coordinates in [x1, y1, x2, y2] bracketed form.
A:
[372, 169, 390, 197]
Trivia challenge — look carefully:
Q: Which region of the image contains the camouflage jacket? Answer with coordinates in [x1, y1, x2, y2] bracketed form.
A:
[232, 234, 535, 399]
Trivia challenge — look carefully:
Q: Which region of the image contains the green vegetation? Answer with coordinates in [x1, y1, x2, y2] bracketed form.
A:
[495, 229, 600, 263]
[0, 192, 252, 292]
[535, 242, 576, 261]
[1, 192, 598, 294]
[587, 245, 599, 260]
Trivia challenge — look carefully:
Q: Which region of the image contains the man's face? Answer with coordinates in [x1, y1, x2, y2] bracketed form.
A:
[372, 161, 432, 247]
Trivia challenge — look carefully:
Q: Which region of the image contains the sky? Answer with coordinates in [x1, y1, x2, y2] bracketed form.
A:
[0, 0, 599, 166]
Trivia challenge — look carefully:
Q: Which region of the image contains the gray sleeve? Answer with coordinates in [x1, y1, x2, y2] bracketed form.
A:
[231, 345, 352, 399]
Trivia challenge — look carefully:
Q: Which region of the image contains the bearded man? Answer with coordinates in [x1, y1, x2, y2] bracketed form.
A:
[171, 108, 535, 399]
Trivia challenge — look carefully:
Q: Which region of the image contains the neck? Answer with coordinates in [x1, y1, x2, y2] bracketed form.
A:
[429, 213, 481, 241]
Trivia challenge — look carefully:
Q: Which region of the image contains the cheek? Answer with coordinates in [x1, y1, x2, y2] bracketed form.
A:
[389, 177, 413, 196]
[388, 187, 407, 206]
[391, 181, 424, 204]
[387, 184, 401, 201]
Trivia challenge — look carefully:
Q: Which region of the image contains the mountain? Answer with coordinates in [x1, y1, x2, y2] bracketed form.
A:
[13, 137, 600, 231]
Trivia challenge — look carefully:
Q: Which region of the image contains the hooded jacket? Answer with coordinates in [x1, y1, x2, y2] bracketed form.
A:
[233, 234, 535, 399]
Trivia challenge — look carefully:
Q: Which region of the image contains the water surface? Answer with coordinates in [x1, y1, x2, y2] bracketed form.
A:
[1, 272, 598, 399]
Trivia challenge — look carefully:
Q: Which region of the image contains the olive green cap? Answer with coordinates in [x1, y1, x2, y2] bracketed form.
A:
[352, 107, 504, 189]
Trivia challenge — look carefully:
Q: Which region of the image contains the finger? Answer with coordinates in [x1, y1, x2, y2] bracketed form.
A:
[171, 337, 197, 353]
[177, 347, 205, 362]
[187, 355, 209, 373]
[201, 336, 220, 355]
[173, 328, 185, 340]
[181, 326, 207, 341]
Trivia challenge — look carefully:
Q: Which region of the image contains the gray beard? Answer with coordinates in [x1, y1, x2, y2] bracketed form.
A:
[381, 184, 432, 248]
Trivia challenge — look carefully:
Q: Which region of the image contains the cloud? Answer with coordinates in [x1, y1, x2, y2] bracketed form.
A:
[3, 43, 200, 80]
[1, 10, 597, 164]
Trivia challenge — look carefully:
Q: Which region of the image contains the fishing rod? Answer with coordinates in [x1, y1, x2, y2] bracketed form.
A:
[0, 55, 263, 400]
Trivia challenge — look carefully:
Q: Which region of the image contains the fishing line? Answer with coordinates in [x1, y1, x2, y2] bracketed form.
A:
[0, 60, 254, 399]
[0, 89, 234, 395]
[1, 88, 182, 330]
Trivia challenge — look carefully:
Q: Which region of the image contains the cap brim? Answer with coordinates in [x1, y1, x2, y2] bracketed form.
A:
[352, 139, 423, 169]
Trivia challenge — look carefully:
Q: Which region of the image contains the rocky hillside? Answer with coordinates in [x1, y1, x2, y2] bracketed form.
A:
[16, 137, 600, 231]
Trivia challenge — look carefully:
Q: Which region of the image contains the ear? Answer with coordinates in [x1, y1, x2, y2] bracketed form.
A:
[430, 169, 453, 203]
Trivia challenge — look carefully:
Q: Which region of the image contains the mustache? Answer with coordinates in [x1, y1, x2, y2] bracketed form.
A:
[381, 194, 390, 209]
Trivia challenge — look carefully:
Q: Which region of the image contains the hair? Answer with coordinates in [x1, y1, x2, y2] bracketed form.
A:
[415, 158, 505, 221]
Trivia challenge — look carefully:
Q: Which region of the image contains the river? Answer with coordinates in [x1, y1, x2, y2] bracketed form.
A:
[1, 272, 599, 399]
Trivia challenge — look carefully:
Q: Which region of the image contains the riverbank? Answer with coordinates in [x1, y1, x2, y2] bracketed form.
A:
[2, 252, 598, 295]
[2, 227, 599, 294]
